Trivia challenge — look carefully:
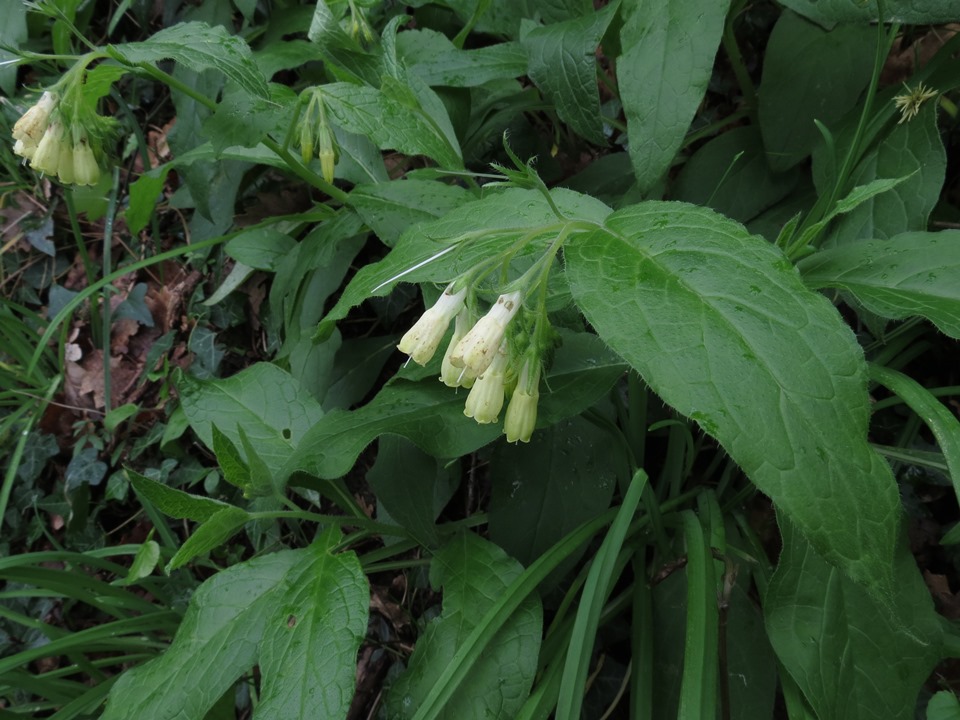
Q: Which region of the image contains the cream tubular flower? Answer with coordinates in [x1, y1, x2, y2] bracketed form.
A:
[440, 309, 477, 388]
[463, 342, 509, 424]
[397, 283, 467, 365]
[450, 291, 522, 376]
[72, 136, 100, 186]
[504, 359, 541, 443]
[12, 92, 57, 147]
[30, 123, 63, 176]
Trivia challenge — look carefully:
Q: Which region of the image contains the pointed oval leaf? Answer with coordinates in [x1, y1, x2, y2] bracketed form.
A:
[101, 550, 304, 720]
[799, 230, 960, 339]
[565, 201, 899, 592]
[256, 528, 368, 719]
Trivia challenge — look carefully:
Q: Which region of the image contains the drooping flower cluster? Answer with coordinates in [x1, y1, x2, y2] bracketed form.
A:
[12, 88, 107, 186]
[398, 283, 544, 443]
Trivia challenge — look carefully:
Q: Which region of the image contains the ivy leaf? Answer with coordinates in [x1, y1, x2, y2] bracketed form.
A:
[565, 201, 899, 593]
[109, 22, 269, 100]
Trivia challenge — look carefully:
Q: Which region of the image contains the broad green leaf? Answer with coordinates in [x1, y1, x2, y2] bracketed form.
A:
[211, 424, 251, 492]
[101, 550, 303, 720]
[201, 84, 296, 153]
[928, 692, 960, 720]
[168, 506, 251, 571]
[316, 188, 610, 338]
[521, 1, 620, 145]
[725, 579, 778, 719]
[489, 415, 621, 567]
[256, 529, 368, 719]
[400, 30, 528, 87]
[225, 228, 297, 271]
[109, 22, 269, 100]
[778, 0, 960, 25]
[178, 363, 324, 477]
[349, 180, 470, 246]
[565, 201, 900, 592]
[820, 104, 946, 244]
[127, 469, 232, 522]
[799, 230, 960, 338]
[384, 532, 542, 719]
[764, 516, 942, 720]
[617, 0, 731, 191]
[322, 81, 463, 170]
[322, 335, 398, 411]
[114, 540, 161, 586]
[758, 11, 875, 172]
[306, 0, 381, 85]
[367, 435, 458, 547]
[673, 126, 798, 223]
[284, 331, 626, 481]
[0, 3, 27, 95]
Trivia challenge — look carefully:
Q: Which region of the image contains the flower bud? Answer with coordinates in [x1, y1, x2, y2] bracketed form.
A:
[504, 359, 541, 443]
[30, 123, 63, 176]
[440, 309, 477, 388]
[397, 283, 467, 365]
[72, 138, 100, 186]
[318, 126, 336, 185]
[464, 342, 508, 424]
[450, 291, 522, 376]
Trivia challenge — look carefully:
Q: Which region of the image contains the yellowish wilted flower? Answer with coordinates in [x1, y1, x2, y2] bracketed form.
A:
[463, 342, 509, 424]
[397, 283, 467, 365]
[893, 82, 938, 124]
[450, 291, 522, 376]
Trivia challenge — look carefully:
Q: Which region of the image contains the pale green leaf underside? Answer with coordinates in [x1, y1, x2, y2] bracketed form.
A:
[385, 532, 542, 719]
[256, 529, 368, 719]
[617, 0, 731, 191]
[101, 550, 304, 720]
[799, 230, 960, 339]
[765, 517, 941, 720]
[316, 188, 611, 339]
[565, 201, 899, 591]
[109, 21, 269, 100]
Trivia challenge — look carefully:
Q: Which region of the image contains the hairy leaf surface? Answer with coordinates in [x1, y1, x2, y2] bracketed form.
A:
[565, 201, 899, 591]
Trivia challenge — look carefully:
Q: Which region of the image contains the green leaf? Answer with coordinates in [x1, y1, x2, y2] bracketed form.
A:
[109, 22, 269, 100]
[758, 11, 875, 172]
[565, 201, 899, 592]
[521, 1, 620, 145]
[201, 84, 295, 153]
[367, 436, 458, 546]
[764, 516, 942, 720]
[225, 228, 298, 271]
[617, 0, 731, 191]
[256, 528, 368, 719]
[127, 468, 232, 522]
[401, 30, 528, 87]
[349, 180, 470, 247]
[101, 550, 304, 720]
[673, 126, 799, 223]
[0, 3, 27, 95]
[799, 230, 960, 338]
[322, 81, 463, 170]
[103, 403, 140, 432]
[317, 188, 610, 338]
[168, 506, 251, 571]
[819, 104, 946, 244]
[114, 540, 161, 586]
[928, 692, 960, 720]
[869, 364, 960, 509]
[384, 532, 542, 719]
[284, 331, 626, 481]
[489, 415, 620, 567]
[178, 363, 324, 477]
[777, 0, 960, 25]
[211, 424, 251, 492]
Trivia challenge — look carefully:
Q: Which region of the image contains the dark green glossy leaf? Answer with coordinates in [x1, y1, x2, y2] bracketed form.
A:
[778, 0, 960, 25]
[127, 469, 232, 522]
